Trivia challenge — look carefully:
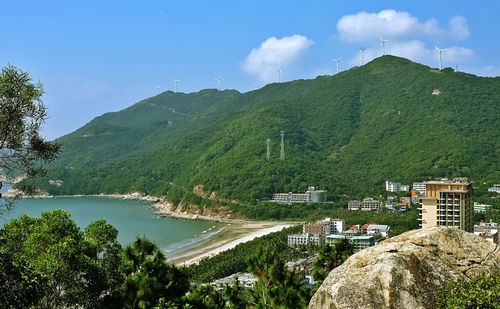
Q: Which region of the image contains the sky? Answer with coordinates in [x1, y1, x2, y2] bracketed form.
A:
[1, 1, 499, 140]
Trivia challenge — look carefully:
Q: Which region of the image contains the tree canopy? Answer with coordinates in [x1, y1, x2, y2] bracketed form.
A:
[0, 65, 59, 212]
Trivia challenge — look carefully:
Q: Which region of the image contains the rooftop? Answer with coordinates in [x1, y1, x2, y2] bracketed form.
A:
[423, 178, 470, 185]
[367, 225, 390, 231]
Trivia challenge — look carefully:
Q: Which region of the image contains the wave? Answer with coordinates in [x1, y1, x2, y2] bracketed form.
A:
[163, 226, 225, 258]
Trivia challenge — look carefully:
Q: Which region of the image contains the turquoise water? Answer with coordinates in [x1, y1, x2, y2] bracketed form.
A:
[0, 184, 223, 259]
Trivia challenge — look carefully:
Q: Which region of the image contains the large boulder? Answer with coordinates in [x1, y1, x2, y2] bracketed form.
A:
[308, 227, 500, 309]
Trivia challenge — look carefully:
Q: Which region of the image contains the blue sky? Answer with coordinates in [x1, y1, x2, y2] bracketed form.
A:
[1, 1, 499, 139]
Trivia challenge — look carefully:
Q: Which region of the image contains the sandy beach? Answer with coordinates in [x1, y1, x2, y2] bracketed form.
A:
[150, 201, 298, 265]
[170, 221, 295, 265]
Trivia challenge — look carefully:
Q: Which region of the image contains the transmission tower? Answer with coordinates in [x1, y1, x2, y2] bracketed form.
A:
[280, 130, 285, 160]
[266, 138, 271, 161]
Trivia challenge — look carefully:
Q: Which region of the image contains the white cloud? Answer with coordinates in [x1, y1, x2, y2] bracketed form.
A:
[443, 46, 474, 63]
[470, 65, 500, 77]
[448, 16, 470, 41]
[242, 35, 314, 82]
[388, 40, 432, 63]
[337, 10, 469, 42]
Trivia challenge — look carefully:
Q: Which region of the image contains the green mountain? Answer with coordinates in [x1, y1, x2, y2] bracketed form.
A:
[43, 56, 499, 205]
[53, 89, 240, 168]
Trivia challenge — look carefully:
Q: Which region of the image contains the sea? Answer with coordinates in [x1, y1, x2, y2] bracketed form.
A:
[0, 184, 224, 260]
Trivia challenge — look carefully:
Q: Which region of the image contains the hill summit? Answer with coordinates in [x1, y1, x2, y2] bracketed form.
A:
[43, 56, 499, 206]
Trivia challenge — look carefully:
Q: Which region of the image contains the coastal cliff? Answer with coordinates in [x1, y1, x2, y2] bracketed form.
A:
[308, 227, 500, 309]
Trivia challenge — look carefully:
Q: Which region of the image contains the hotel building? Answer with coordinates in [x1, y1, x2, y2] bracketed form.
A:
[418, 178, 473, 232]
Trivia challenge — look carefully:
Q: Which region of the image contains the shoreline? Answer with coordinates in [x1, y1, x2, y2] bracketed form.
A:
[4, 189, 296, 225]
[3, 190, 301, 264]
[2, 189, 161, 203]
[170, 222, 296, 266]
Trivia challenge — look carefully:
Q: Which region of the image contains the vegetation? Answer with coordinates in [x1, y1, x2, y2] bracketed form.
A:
[246, 248, 309, 308]
[184, 207, 418, 285]
[0, 211, 315, 308]
[185, 225, 305, 283]
[435, 272, 500, 308]
[235, 204, 419, 235]
[39, 56, 498, 221]
[312, 240, 353, 288]
[0, 66, 59, 212]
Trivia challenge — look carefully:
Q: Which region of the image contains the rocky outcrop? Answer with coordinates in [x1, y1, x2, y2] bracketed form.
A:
[308, 227, 500, 309]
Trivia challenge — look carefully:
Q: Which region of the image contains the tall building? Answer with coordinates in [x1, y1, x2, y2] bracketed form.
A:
[418, 178, 473, 232]
[385, 180, 400, 192]
[303, 218, 345, 236]
[385, 180, 410, 192]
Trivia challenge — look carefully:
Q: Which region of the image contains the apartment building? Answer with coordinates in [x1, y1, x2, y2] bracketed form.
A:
[287, 233, 325, 247]
[418, 178, 473, 232]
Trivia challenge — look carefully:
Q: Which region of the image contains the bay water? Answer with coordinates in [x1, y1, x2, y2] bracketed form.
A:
[0, 184, 223, 260]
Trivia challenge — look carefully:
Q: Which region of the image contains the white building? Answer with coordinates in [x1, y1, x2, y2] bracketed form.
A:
[317, 217, 345, 234]
[329, 218, 345, 234]
[211, 272, 257, 289]
[400, 184, 410, 192]
[487, 184, 500, 194]
[325, 234, 348, 246]
[303, 218, 345, 236]
[366, 225, 390, 237]
[272, 186, 327, 203]
[412, 182, 426, 195]
[287, 233, 325, 247]
[385, 181, 400, 192]
[474, 221, 500, 244]
[386, 180, 410, 193]
[326, 234, 384, 253]
[348, 200, 361, 210]
[349, 235, 377, 252]
[474, 202, 493, 213]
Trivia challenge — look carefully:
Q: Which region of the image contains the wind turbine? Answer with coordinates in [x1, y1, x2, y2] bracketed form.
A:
[332, 57, 342, 74]
[379, 37, 389, 56]
[172, 79, 180, 93]
[276, 66, 282, 83]
[435, 46, 447, 70]
[214, 75, 222, 91]
[360, 47, 366, 65]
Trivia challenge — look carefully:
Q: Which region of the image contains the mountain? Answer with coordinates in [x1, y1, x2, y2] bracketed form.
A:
[53, 89, 240, 168]
[42, 56, 499, 206]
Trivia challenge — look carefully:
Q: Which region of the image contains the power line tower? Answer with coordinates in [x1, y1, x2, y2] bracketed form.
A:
[266, 138, 271, 161]
[280, 130, 285, 160]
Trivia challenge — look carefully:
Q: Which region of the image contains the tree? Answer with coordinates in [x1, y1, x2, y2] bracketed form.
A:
[0, 65, 59, 212]
[0, 210, 124, 309]
[435, 272, 500, 308]
[120, 237, 189, 309]
[180, 284, 225, 309]
[0, 249, 47, 309]
[246, 248, 309, 308]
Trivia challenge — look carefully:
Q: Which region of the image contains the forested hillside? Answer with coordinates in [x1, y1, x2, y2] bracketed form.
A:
[42, 56, 499, 206]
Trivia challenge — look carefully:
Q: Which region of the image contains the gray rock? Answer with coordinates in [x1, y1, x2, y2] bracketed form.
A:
[308, 227, 500, 309]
